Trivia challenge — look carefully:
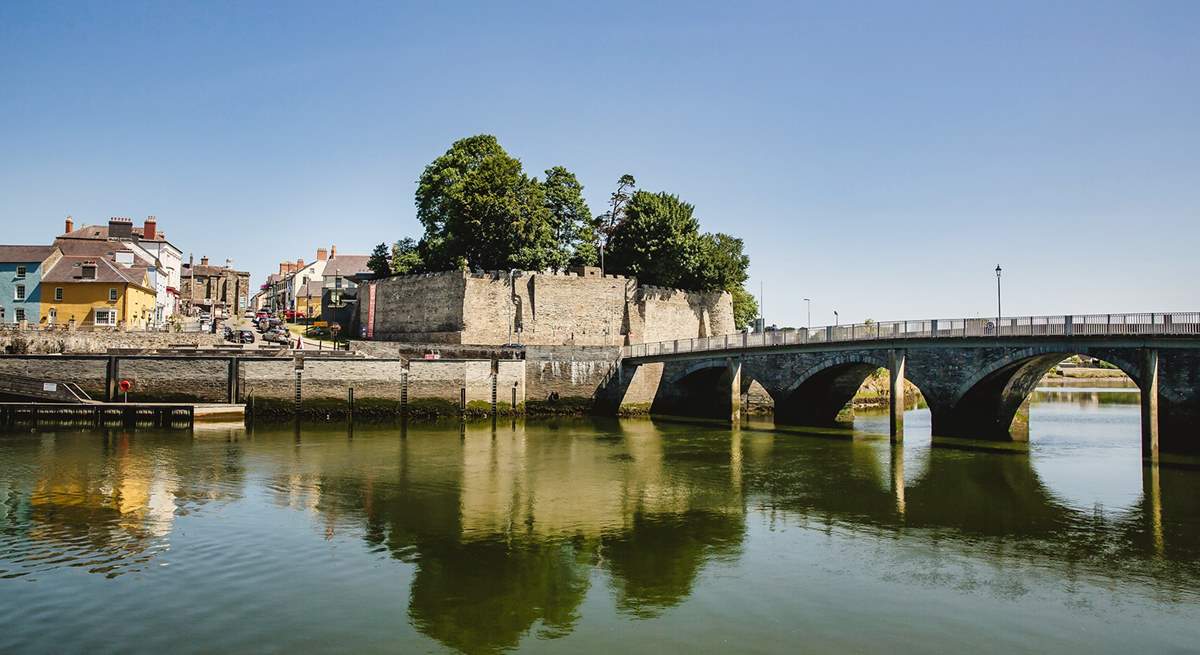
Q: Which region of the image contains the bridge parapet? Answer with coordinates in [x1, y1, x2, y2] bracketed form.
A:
[624, 312, 1200, 359]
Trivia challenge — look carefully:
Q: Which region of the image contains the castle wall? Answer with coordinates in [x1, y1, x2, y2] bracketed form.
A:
[361, 270, 734, 347]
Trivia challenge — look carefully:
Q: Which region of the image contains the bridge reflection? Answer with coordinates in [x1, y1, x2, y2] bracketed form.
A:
[2, 421, 1197, 652]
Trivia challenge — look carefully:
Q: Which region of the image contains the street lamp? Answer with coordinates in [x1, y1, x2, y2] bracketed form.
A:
[803, 298, 811, 330]
[995, 265, 1002, 334]
[834, 310, 839, 326]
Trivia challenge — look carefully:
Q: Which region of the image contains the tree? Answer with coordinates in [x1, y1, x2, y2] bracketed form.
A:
[731, 286, 759, 331]
[594, 174, 636, 270]
[367, 242, 391, 277]
[415, 135, 558, 271]
[390, 237, 424, 274]
[542, 166, 596, 269]
[604, 191, 702, 288]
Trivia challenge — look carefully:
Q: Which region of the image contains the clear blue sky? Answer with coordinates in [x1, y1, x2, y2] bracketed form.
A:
[2, 1, 1196, 327]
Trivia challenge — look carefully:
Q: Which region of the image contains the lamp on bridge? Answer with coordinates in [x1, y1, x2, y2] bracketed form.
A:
[995, 265, 1003, 331]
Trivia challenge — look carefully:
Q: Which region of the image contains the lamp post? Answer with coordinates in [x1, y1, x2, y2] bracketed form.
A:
[995, 265, 1002, 334]
[834, 310, 839, 326]
[803, 298, 811, 330]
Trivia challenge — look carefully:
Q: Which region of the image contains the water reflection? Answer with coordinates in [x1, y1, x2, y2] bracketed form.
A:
[1, 403, 1199, 652]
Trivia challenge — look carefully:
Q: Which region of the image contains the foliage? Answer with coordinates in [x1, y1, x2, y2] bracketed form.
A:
[415, 135, 558, 271]
[595, 174, 637, 256]
[541, 166, 596, 269]
[367, 243, 391, 277]
[605, 191, 702, 288]
[731, 286, 758, 330]
[390, 237, 424, 274]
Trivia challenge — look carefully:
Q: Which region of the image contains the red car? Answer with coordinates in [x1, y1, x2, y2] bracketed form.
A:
[284, 309, 306, 321]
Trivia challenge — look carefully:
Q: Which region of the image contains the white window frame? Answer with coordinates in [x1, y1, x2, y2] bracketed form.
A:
[54, 287, 63, 301]
[16, 265, 27, 278]
[94, 309, 116, 326]
[108, 288, 118, 302]
[14, 284, 25, 301]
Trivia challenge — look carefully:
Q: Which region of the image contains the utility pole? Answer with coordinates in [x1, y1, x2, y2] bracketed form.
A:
[803, 298, 811, 330]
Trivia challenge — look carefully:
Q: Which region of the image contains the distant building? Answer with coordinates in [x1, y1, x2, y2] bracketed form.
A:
[0, 245, 60, 325]
[179, 256, 251, 318]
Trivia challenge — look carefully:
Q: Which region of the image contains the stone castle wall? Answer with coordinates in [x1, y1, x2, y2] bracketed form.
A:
[360, 270, 733, 347]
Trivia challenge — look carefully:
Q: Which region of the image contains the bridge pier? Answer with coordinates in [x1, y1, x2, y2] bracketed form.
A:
[889, 350, 905, 442]
[1141, 348, 1159, 460]
[725, 358, 742, 424]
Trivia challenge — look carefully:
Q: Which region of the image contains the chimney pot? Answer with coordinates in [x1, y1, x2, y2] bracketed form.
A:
[64, 215, 74, 234]
[200, 256, 209, 266]
[330, 244, 337, 258]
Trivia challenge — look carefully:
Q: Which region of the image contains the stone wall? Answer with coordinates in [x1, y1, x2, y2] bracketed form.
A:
[359, 270, 732, 347]
[0, 328, 224, 354]
[366, 272, 466, 343]
[628, 287, 734, 343]
[524, 345, 619, 409]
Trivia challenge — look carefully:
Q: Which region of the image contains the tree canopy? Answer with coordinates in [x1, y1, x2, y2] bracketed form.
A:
[399, 135, 759, 328]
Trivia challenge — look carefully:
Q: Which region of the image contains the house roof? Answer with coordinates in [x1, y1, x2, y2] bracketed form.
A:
[60, 224, 166, 242]
[299, 280, 325, 297]
[184, 264, 249, 277]
[53, 238, 135, 257]
[42, 256, 152, 290]
[323, 255, 371, 276]
[0, 245, 56, 263]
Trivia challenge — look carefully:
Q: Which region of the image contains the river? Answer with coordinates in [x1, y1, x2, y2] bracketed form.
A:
[1, 389, 1198, 653]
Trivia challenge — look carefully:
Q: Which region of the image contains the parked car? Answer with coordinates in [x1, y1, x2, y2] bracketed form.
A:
[238, 329, 255, 344]
[263, 329, 290, 345]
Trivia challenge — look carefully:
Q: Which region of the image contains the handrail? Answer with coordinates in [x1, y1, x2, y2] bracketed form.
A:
[621, 312, 1200, 358]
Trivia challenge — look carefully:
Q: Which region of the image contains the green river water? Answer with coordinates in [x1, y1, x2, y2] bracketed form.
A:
[1, 388, 1198, 654]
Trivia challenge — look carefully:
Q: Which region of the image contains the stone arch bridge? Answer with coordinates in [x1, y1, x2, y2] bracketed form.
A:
[604, 313, 1200, 458]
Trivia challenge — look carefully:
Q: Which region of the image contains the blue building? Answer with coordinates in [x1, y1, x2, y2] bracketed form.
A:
[0, 245, 60, 325]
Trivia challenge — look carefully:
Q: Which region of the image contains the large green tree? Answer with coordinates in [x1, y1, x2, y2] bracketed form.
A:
[541, 166, 596, 269]
[604, 191, 702, 288]
[415, 135, 557, 271]
[367, 242, 391, 277]
[390, 237, 424, 274]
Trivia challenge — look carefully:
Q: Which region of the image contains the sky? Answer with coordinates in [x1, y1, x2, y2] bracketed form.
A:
[1, 1, 1196, 328]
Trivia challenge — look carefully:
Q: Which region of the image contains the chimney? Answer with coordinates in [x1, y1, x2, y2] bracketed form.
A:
[279, 262, 287, 276]
[296, 258, 304, 267]
[64, 215, 74, 234]
[143, 216, 157, 240]
[200, 256, 209, 267]
[317, 247, 328, 261]
[330, 244, 336, 258]
[108, 216, 133, 239]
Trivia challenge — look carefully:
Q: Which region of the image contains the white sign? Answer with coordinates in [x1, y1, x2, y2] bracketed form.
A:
[42, 383, 58, 392]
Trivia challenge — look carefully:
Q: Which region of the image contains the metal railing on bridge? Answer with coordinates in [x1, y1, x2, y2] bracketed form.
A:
[622, 312, 1200, 359]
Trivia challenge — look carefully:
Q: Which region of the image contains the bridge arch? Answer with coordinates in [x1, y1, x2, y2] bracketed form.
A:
[774, 352, 922, 427]
[938, 347, 1143, 441]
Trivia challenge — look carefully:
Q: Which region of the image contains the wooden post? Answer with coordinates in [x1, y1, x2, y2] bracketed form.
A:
[348, 387, 355, 421]
[460, 387, 466, 418]
[512, 384, 518, 415]
[106, 356, 119, 402]
[227, 357, 238, 404]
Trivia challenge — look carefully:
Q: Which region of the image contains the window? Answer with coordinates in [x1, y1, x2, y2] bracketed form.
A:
[81, 264, 96, 280]
[109, 288, 118, 301]
[0, 307, 4, 321]
[48, 308, 57, 324]
[16, 265, 26, 278]
[15, 309, 25, 323]
[14, 285, 25, 301]
[54, 287, 63, 301]
[94, 309, 116, 326]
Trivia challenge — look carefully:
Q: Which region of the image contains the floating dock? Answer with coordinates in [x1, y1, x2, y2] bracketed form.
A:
[0, 402, 245, 428]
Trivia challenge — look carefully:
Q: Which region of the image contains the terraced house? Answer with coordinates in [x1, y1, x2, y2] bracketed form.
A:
[40, 250, 157, 329]
[0, 245, 60, 325]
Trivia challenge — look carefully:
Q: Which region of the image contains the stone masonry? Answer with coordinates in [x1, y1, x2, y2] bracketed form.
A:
[359, 269, 733, 347]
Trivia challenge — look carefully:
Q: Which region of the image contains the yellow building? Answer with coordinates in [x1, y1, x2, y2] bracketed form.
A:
[42, 255, 157, 329]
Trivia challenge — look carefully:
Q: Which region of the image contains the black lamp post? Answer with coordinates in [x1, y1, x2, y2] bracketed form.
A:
[995, 265, 1002, 334]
